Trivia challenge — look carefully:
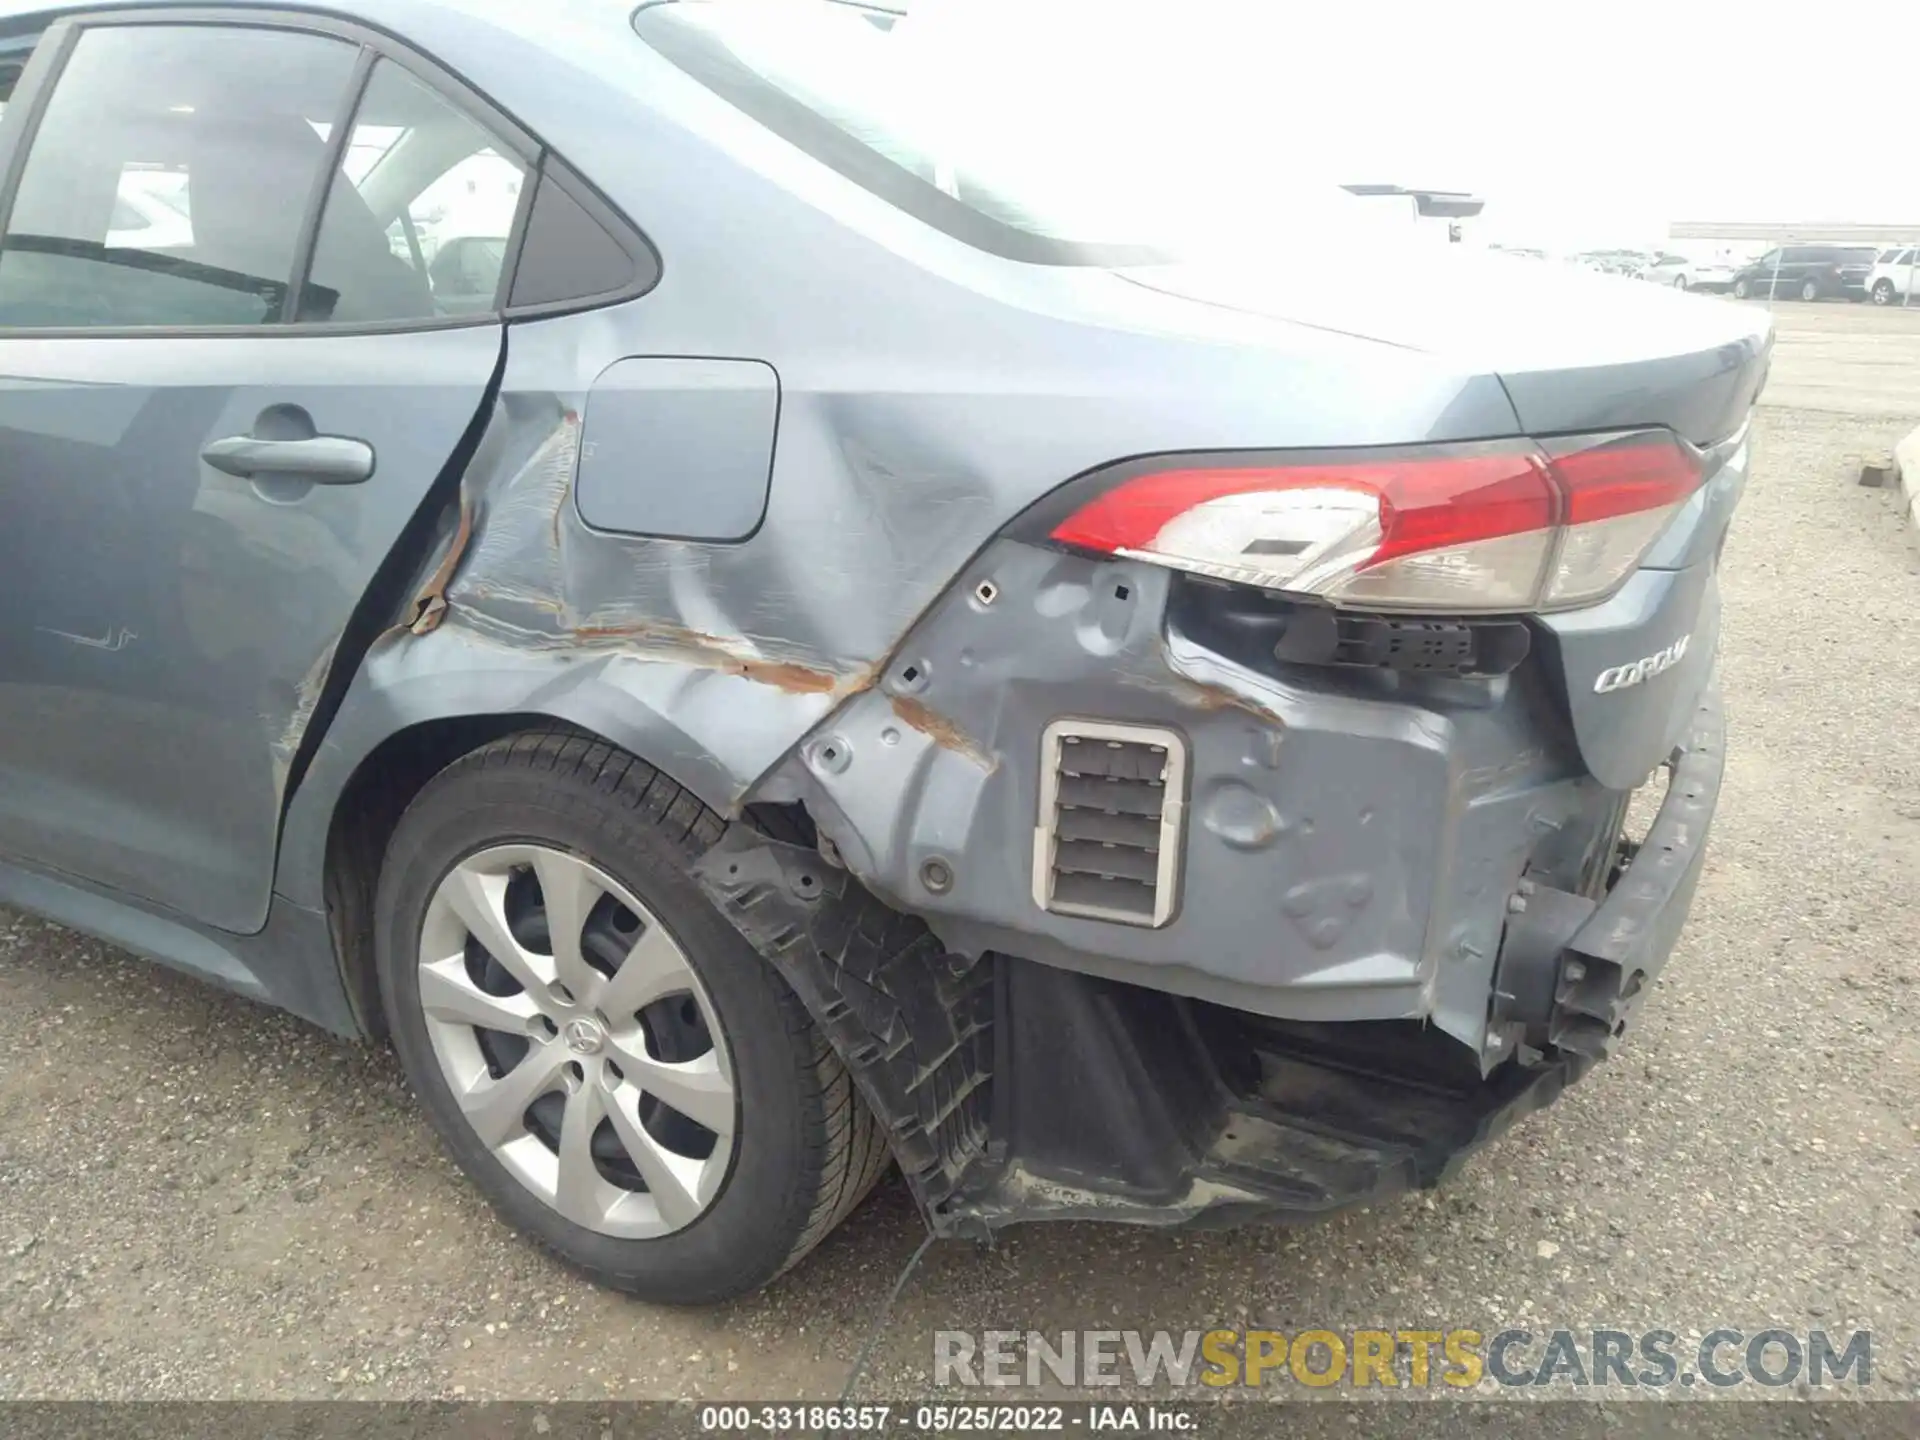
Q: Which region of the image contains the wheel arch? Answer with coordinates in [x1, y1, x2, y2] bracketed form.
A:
[280, 631, 848, 1038]
[320, 711, 542, 1039]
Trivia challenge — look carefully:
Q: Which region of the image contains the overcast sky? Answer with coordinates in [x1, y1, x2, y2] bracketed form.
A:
[901, 0, 1920, 250]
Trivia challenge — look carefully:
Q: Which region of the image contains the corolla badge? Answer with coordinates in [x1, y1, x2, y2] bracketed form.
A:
[1594, 634, 1691, 694]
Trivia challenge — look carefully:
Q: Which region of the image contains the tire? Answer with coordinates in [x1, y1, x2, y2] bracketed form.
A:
[1672, 274, 1689, 290]
[1732, 277, 1750, 300]
[1800, 278, 1820, 303]
[374, 729, 890, 1303]
[1873, 280, 1896, 306]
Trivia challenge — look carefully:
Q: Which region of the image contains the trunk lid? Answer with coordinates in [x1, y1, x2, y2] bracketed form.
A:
[1119, 249, 1772, 445]
[1119, 248, 1765, 788]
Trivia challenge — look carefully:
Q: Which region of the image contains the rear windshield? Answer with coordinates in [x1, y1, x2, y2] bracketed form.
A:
[1841, 247, 1877, 263]
[633, 0, 1363, 265]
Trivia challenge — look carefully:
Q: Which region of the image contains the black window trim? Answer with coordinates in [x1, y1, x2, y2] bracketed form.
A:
[0, 4, 660, 339]
[280, 41, 377, 324]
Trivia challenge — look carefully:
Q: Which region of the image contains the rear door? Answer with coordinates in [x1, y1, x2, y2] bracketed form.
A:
[1838, 247, 1876, 291]
[0, 13, 531, 932]
[1776, 246, 1812, 293]
[1803, 246, 1835, 291]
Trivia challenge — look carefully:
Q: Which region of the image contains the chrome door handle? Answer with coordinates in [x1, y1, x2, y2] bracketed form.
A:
[201, 434, 375, 485]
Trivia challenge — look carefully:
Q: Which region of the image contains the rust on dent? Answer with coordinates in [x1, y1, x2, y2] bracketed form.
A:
[550, 410, 581, 553]
[889, 694, 996, 771]
[408, 491, 476, 637]
[568, 618, 871, 697]
[1119, 669, 1287, 726]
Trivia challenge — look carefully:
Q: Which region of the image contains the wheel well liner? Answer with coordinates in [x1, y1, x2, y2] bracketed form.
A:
[324, 712, 560, 1038]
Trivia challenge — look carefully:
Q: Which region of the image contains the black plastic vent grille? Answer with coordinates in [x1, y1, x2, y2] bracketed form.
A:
[1032, 721, 1186, 927]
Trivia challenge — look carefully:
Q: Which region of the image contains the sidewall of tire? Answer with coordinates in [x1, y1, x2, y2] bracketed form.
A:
[375, 752, 828, 1303]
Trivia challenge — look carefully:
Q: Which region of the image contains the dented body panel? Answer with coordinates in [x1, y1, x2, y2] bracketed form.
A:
[274, 230, 1526, 916]
[751, 538, 1626, 1056]
[0, 0, 1754, 1237]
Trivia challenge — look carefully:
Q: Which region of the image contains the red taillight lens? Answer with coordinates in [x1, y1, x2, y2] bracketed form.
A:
[1048, 432, 1703, 612]
[1545, 433, 1703, 523]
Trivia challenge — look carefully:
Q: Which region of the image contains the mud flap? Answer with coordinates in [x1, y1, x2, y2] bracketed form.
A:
[694, 827, 997, 1228]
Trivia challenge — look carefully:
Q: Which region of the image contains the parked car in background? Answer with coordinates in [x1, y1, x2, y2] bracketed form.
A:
[1569, 249, 1652, 278]
[1866, 248, 1920, 306]
[1639, 252, 1736, 293]
[1729, 245, 1877, 301]
[0, 0, 1760, 1305]
[1569, 250, 1623, 276]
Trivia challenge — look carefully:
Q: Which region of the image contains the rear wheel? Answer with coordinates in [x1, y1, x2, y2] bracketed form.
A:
[1671, 273, 1689, 290]
[1873, 279, 1896, 306]
[1732, 277, 1751, 299]
[373, 730, 890, 1303]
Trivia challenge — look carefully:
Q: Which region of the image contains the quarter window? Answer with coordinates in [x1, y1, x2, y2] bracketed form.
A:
[508, 158, 650, 310]
[302, 59, 528, 324]
[0, 33, 39, 119]
[0, 25, 359, 328]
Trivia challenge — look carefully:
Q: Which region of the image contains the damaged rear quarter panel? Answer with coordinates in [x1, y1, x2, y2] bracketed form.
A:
[276, 269, 1517, 917]
[272, 53, 1523, 923]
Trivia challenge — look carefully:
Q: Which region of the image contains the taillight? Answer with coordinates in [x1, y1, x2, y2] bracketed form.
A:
[1537, 433, 1702, 606]
[1047, 432, 1703, 613]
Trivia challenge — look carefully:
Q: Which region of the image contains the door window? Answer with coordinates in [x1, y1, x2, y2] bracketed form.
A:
[302, 59, 527, 323]
[0, 25, 359, 328]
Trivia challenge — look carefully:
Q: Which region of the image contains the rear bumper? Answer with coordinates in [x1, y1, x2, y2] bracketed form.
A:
[1543, 683, 1723, 1053]
[701, 683, 1722, 1231]
[705, 512, 1725, 1227]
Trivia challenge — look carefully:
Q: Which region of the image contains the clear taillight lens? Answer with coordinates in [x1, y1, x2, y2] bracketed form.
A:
[1538, 432, 1701, 605]
[1048, 432, 1703, 613]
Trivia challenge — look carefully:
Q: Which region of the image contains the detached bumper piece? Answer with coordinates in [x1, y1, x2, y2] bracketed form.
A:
[697, 688, 1724, 1236]
[1493, 685, 1725, 1060]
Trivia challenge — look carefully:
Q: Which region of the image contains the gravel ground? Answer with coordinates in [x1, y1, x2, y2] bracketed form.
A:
[1, 303, 1918, 1407]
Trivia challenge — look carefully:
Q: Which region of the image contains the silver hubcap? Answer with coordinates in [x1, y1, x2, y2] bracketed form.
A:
[418, 844, 736, 1238]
